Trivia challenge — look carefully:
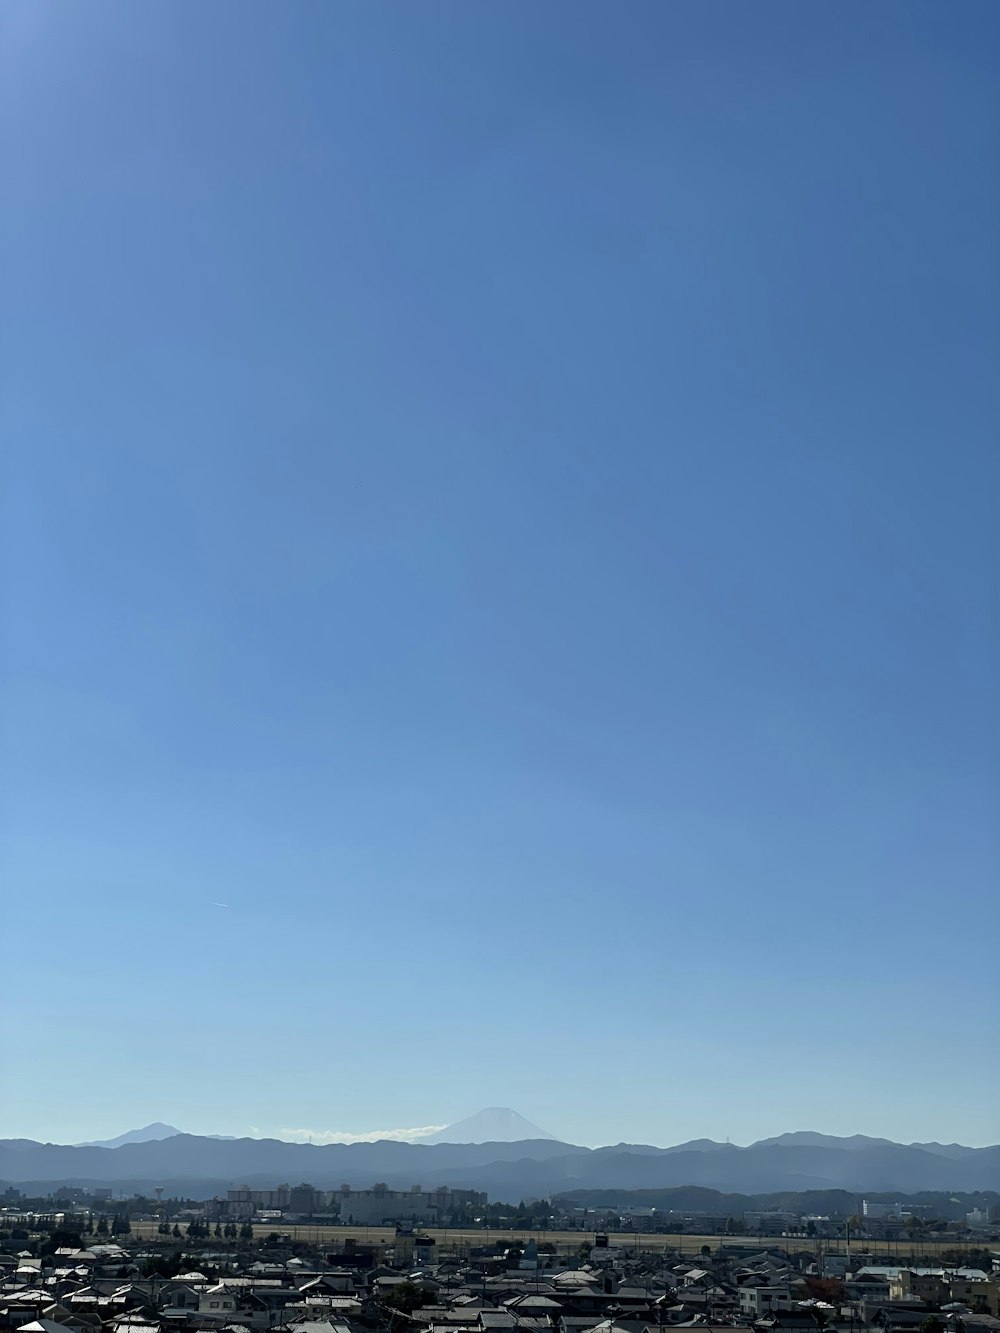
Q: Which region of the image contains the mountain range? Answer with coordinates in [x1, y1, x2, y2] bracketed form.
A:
[3, 1115, 998, 1200]
[73, 1109, 554, 1151]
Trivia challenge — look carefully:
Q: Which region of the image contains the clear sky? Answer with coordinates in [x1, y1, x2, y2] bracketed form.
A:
[2, 1, 998, 1150]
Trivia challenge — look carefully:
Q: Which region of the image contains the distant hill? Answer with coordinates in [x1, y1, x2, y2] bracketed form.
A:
[593, 1138, 731, 1156]
[422, 1108, 557, 1144]
[752, 1132, 897, 1152]
[77, 1123, 183, 1148]
[2, 1128, 996, 1200]
[909, 1142, 982, 1159]
[751, 1131, 987, 1160]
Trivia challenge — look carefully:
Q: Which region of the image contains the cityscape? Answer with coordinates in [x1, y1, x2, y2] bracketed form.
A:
[2, 1116, 998, 1333]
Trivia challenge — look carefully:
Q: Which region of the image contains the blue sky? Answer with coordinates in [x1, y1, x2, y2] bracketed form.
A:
[2, 1, 997, 1150]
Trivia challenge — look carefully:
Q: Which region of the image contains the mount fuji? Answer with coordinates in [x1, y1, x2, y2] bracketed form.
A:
[420, 1107, 557, 1143]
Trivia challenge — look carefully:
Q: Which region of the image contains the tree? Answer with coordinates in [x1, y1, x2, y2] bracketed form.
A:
[111, 1215, 131, 1236]
[382, 1281, 431, 1316]
[44, 1228, 83, 1252]
[96, 1217, 109, 1236]
[172, 1224, 182, 1238]
[921, 1319, 944, 1333]
[140, 1254, 185, 1278]
[239, 1222, 254, 1240]
[214, 1224, 223, 1239]
[805, 1279, 845, 1305]
[941, 1248, 991, 1269]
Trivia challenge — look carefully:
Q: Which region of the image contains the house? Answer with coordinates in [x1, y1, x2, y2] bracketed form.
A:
[946, 1278, 999, 1316]
[109, 1320, 157, 1333]
[503, 1298, 564, 1317]
[15, 1320, 75, 1333]
[845, 1277, 890, 1304]
[17, 1302, 92, 1333]
[0, 1291, 54, 1332]
[739, 1286, 794, 1318]
[296, 1277, 356, 1297]
[288, 1321, 356, 1333]
[955, 1319, 1000, 1333]
[157, 1283, 202, 1314]
[870, 1305, 934, 1331]
[890, 1272, 946, 1305]
[199, 1285, 239, 1319]
[752, 1313, 820, 1333]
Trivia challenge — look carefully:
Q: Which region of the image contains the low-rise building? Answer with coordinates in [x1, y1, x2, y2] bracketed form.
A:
[739, 1286, 794, 1317]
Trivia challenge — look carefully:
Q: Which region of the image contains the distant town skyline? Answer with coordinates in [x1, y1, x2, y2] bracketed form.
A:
[3, 0, 997, 1149]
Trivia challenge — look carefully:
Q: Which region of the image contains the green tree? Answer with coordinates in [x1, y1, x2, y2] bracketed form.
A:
[96, 1216, 109, 1236]
[941, 1248, 990, 1269]
[921, 1319, 944, 1333]
[215, 1224, 223, 1239]
[382, 1281, 431, 1316]
[140, 1254, 185, 1278]
[172, 1224, 182, 1238]
[111, 1215, 131, 1236]
[44, 1228, 83, 1252]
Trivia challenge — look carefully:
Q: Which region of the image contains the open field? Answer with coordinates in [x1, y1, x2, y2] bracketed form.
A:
[126, 1220, 983, 1260]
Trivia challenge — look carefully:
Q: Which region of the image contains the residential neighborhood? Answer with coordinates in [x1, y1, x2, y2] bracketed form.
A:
[2, 1197, 999, 1333]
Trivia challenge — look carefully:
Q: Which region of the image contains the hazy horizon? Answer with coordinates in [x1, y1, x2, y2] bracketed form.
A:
[3, 0, 997, 1149]
[7, 1111, 1000, 1153]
